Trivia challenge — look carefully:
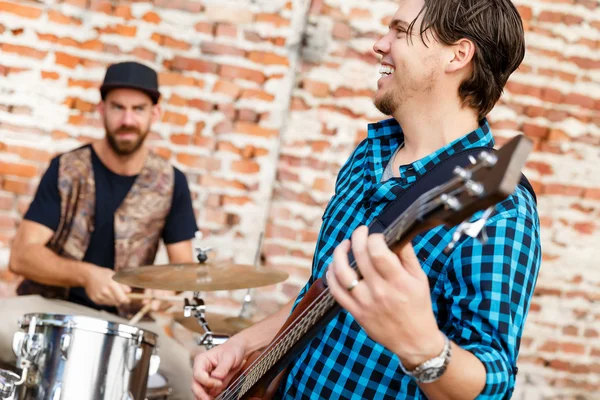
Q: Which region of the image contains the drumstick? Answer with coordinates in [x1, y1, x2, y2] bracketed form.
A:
[127, 293, 185, 302]
[128, 303, 153, 325]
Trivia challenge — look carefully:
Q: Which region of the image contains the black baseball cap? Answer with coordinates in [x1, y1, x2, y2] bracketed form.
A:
[100, 61, 161, 104]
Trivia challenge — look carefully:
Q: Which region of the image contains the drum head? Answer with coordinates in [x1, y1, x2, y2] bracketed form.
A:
[19, 313, 158, 346]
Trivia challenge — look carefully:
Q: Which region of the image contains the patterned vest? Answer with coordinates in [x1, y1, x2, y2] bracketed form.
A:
[17, 146, 175, 317]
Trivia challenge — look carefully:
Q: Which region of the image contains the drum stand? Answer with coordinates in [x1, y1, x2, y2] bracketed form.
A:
[183, 293, 229, 350]
[184, 247, 228, 350]
[0, 317, 40, 399]
[186, 233, 262, 351]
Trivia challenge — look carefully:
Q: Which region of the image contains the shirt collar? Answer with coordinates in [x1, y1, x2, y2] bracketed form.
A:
[367, 117, 495, 176]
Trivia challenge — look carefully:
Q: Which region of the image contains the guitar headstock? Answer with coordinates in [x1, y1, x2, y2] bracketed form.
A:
[428, 134, 533, 227]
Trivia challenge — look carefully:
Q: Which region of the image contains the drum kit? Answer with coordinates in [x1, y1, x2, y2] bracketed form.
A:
[0, 245, 289, 400]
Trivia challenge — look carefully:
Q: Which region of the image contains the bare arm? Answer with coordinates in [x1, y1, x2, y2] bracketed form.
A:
[9, 220, 93, 287]
[9, 220, 131, 306]
[165, 239, 195, 264]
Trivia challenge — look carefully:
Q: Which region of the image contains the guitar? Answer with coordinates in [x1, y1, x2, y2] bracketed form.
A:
[216, 134, 534, 400]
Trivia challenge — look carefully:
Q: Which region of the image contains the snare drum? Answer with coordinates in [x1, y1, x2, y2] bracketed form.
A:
[145, 373, 171, 400]
[12, 313, 159, 400]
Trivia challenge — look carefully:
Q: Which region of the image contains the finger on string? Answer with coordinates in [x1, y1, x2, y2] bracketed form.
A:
[393, 241, 424, 278]
[367, 232, 407, 281]
[327, 264, 360, 316]
[331, 239, 361, 292]
[349, 226, 387, 289]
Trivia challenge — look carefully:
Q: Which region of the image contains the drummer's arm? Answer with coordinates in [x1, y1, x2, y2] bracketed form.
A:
[9, 220, 95, 287]
[165, 240, 195, 264]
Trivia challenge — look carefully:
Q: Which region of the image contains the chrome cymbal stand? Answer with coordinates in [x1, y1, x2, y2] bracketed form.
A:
[183, 293, 228, 350]
[236, 232, 264, 321]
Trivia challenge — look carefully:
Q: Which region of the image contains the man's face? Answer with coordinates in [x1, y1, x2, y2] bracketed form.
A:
[372, 0, 446, 115]
[100, 88, 158, 156]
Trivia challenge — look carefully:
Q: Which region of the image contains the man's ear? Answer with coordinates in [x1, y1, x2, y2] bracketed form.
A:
[445, 38, 475, 74]
[151, 103, 162, 124]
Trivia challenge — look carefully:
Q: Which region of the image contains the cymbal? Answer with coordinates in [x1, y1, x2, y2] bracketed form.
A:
[113, 262, 289, 291]
[173, 312, 253, 336]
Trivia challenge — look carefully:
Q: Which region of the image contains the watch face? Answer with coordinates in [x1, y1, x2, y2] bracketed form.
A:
[418, 367, 445, 383]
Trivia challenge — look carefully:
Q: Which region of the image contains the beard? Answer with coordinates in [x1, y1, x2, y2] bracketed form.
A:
[374, 89, 401, 116]
[105, 123, 149, 156]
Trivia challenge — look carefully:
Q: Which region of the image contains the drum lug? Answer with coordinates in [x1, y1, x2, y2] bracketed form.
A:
[12, 331, 24, 358]
[59, 334, 71, 360]
[149, 354, 161, 377]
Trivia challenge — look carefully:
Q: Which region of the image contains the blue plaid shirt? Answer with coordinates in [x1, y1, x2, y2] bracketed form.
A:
[279, 118, 541, 399]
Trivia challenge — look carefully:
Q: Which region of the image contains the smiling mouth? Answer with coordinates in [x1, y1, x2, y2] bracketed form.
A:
[379, 64, 395, 77]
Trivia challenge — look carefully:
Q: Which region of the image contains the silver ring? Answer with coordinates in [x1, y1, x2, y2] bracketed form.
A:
[347, 279, 359, 292]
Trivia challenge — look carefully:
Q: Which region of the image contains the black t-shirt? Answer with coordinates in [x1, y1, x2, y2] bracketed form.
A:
[24, 145, 198, 313]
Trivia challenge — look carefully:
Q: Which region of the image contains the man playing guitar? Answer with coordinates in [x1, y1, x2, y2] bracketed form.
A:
[192, 0, 541, 399]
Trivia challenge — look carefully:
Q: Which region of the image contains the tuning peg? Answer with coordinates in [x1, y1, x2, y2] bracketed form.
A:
[453, 166, 472, 181]
[441, 194, 462, 211]
[465, 180, 485, 197]
[478, 151, 498, 167]
[444, 206, 495, 253]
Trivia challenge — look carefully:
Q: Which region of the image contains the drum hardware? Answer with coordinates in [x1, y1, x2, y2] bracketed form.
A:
[183, 293, 229, 350]
[6, 313, 160, 400]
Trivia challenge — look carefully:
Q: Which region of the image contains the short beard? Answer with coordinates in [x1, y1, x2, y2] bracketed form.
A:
[374, 91, 400, 116]
[105, 125, 148, 156]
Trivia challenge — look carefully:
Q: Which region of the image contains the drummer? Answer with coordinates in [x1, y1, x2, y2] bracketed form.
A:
[0, 61, 197, 400]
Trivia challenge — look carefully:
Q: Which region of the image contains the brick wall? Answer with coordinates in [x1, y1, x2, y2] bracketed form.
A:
[0, 0, 598, 398]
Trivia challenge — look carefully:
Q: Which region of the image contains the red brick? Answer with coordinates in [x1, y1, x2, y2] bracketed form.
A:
[195, 22, 214, 35]
[248, 51, 289, 66]
[522, 123, 549, 139]
[255, 13, 290, 28]
[201, 42, 245, 57]
[0, 195, 14, 211]
[217, 141, 242, 155]
[3, 179, 32, 195]
[114, 4, 132, 19]
[162, 111, 188, 126]
[48, 10, 82, 25]
[240, 89, 275, 102]
[235, 122, 278, 138]
[167, 94, 187, 107]
[583, 188, 600, 200]
[215, 23, 237, 38]
[0, 1, 42, 19]
[55, 52, 79, 69]
[237, 109, 259, 123]
[564, 93, 596, 109]
[159, 72, 197, 87]
[219, 65, 266, 84]
[213, 80, 241, 99]
[142, 11, 161, 24]
[573, 222, 595, 235]
[568, 56, 600, 70]
[217, 103, 236, 120]
[541, 88, 564, 103]
[302, 79, 330, 98]
[2, 44, 46, 60]
[544, 184, 585, 197]
[0, 162, 38, 178]
[232, 160, 260, 174]
[170, 134, 191, 145]
[168, 57, 218, 74]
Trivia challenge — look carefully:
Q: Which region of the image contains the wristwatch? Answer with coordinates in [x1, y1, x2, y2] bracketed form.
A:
[399, 334, 452, 383]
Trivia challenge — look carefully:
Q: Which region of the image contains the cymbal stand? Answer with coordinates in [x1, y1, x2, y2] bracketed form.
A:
[236, 232, 264, 321]
[184, 293, 228, 350]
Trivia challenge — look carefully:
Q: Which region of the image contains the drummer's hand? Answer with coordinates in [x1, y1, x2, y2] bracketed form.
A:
[192, 335, 247, 400]
[83, 265, 131, 306]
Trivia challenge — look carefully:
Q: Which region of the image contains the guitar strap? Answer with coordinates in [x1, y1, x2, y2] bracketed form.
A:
[368, 146, 537, 235]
